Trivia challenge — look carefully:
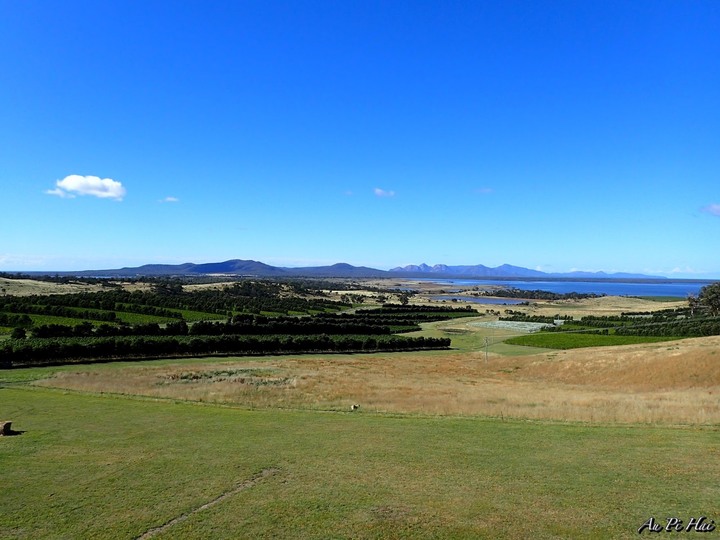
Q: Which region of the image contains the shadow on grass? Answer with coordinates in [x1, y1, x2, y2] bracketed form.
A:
[1, 422, 24, 436]
[1, 430, 25, 436]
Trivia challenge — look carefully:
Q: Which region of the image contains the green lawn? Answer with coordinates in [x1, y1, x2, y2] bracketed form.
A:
[405, 318, 551, 356]
[1, 384, 718, 539]
[505, 332, 678, 350]
[111, 311, 179, 324]
[23, 313, 107, 327]
[170, 309, 227, 322]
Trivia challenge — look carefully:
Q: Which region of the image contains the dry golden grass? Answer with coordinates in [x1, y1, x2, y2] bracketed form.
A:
[36, 334, 720, 425]
[517, 294, 687, 317]
[182, 281, 239, 292]
[0, 277, 155, 296]
[0, 277, 105, 296]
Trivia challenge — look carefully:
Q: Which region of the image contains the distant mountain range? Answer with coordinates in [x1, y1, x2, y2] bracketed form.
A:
[61, 259, 666, 280]
[388, 263, 664, 280]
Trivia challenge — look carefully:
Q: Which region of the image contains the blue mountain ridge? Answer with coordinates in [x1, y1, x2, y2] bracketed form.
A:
[63, 259, 665, 279]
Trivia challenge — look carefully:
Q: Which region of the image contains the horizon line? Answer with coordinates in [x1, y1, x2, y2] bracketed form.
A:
[3, 258, 720, 281]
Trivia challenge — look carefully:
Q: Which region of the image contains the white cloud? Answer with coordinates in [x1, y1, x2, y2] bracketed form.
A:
[0, 254, 48, 268]
[668, 266, 701, 275]
[373, 188, 395, 197]
[45, 188, 74, 198]
[702, 203, 720, 216]
[160, 196, 179, 203]
[46, 175, 126, 201]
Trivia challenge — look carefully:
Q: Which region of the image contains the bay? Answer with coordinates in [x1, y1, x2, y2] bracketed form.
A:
[411, 278, 716, 298]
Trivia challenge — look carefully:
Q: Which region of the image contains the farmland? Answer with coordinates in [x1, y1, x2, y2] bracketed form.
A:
[1, 281, 472, 366]
[503, 302, 720, 349]
[1, 277, 719, 538]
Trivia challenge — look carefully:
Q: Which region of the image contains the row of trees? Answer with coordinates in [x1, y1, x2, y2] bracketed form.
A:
[0, 334, 451, 368]
[483, 289, 603, 300]
[0, 302, 119, 322]
[29, 321, 190, 339]
[20, 310, 434, 339]
[612, 315, 720, 337]
[497, 283, 720, 339]
[188, 319, 392, 336]
[0, 312, 33, 328]
[9, 304, 478, 341]
[0, 282, 349, 321]
[357, 304, 476, 314]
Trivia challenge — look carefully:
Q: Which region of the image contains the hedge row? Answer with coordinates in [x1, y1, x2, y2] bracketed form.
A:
[0, 334, 451, 368]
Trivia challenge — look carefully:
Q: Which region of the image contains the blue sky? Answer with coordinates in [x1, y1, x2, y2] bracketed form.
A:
[1, 1, 719, 278]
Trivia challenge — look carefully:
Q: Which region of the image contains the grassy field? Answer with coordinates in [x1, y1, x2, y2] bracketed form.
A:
[505, 332, 677, 349]
[1, 385, 718, 539]
[0, 277, 106, 296]
[2, 294, 719, 538]
[24, 335, 720, 424]
[21, 313, 108, 327]
[171, 308, 227, 321]
[112, 311, 181, 324]
[632, 296, 686, 302]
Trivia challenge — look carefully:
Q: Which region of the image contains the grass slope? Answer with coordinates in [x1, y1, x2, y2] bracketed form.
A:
[1, 386, 718, 539]
[505, 333, 676, 349]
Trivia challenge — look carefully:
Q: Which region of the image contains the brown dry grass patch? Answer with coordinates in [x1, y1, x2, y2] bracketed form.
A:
[36, 335, 720, 425]
[0, 277, 105, 296]
[518, 295, 687, 317]
[0, 277, 154, 296]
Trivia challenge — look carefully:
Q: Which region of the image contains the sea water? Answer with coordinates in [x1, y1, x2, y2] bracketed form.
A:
[413, 278, 714, 298]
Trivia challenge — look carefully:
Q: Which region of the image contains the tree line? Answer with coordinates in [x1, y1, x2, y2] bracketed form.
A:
[482, 289, 604, 300]
[0, 334, 451, 368]
[498, 283, 720, 339]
